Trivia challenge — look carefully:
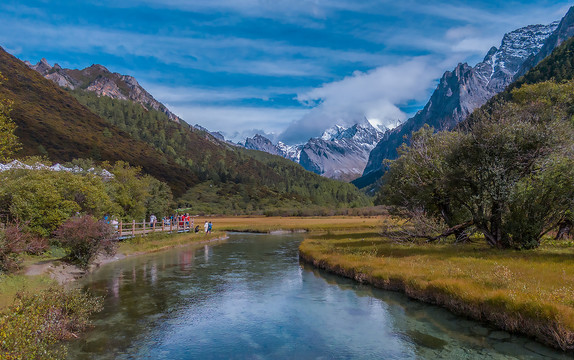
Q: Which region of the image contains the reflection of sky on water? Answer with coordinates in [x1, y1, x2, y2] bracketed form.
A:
[69, 235, 571, 360]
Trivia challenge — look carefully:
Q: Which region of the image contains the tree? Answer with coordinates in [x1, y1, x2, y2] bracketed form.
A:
[380, 81, 574, 249]
[0, 169, 118, 237]
[105, 161, 173, 220]
[0, 73, 21, 162]
[379, 126, 471, 242]
[448, 102, 573, 248]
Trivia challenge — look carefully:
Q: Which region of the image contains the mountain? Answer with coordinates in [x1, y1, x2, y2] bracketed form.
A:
[0, 47, 196, 197]
[242, 135, 302, 162]
[26, 59, 182, 123]
[468, 30, 574, 125]
[299, 121, 384, 181]
[243, 120, 383, 181]
[244, 134, 284, 157]
[356, 14, 567, 189]
[514, 8, 574, 79]
[1, 47, 371, 212]
[193, 124, 227, 142]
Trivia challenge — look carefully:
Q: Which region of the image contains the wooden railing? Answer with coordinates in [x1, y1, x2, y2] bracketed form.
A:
[115, 219, 198, 239]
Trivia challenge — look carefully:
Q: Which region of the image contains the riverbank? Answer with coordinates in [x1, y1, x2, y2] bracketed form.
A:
[299, 228, 574, 352]
[0, 230, 228, 310]
[2, 215, 380, 305]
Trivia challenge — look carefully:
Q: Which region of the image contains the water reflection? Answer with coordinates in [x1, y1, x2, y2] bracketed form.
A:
[68, 234, 570, 360]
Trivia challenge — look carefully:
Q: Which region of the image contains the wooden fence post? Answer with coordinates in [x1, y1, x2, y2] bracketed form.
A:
[132, 220, 135, 237]
[162, 220, 165, 232]
[143, 220, 146, 235]
[170, 219, 173, 233]
[119, 220, 123, 238]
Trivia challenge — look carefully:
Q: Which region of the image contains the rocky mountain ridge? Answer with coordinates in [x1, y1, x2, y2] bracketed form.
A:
[242, 134, 302, 162]
[515, 9, 574, 79]
[357, 14, 567, 187]
[243, 119, 383, 181]
[26, 59, 182, 123]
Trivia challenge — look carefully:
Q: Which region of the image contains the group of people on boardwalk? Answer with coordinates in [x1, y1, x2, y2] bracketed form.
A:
[147, 213, 213, 234]
[102, 212, 214, 238]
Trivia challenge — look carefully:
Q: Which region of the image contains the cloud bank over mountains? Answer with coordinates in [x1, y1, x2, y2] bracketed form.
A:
[280, 58, 442, 144]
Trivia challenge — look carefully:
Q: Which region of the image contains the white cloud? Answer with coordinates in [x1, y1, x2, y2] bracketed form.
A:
[280, 57, 442, 143]
[405, 1, 568, 27]
[4, 0, 570, 148]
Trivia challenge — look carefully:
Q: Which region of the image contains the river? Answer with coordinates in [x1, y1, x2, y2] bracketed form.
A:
[68, 233, 570, 359]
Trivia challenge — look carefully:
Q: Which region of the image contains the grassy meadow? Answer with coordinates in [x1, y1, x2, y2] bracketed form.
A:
[208, 215, 381, 233]
[299, 216, 574, 351]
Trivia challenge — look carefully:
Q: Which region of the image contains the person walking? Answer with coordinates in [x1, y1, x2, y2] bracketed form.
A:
[204, 221, 209, 234]
[207, 221, 213, 234]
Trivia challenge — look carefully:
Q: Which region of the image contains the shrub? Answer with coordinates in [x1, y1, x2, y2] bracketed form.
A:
[54, 215, 117, 268]
[0, 228, 18, 273]
[0, 222, 48, 272]
[4, 221, 48, 255]
[0, 287, 103, 359]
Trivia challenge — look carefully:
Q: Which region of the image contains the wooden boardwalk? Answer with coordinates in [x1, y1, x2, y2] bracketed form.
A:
[115, 219, 199, 240]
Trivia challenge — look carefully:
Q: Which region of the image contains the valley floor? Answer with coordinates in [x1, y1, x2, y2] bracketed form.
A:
[5, 215, 572, 353]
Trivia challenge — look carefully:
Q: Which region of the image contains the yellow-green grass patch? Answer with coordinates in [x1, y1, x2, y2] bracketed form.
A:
[118, 230, 226, 256]
[206, 215, 382, 233]
[0, 274, 57, 310]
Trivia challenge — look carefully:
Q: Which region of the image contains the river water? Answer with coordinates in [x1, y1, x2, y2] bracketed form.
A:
[68, 233, 570, 359]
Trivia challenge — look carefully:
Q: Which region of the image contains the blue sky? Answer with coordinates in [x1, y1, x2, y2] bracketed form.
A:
[0, 0, 570, 143]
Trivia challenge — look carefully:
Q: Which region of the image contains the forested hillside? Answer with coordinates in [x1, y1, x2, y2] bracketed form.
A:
[69, 90, 370, 213]
[0, 45, 370, 213]
[0, 47, 196, 197]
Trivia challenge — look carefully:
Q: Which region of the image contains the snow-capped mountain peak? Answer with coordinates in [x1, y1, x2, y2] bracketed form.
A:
[243, 120, 384, 181]
[321, 125, 345, 141]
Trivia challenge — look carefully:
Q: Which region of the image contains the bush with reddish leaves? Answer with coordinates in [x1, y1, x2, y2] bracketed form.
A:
[53, 215, 117, 268]
[0, 222, 48, 272]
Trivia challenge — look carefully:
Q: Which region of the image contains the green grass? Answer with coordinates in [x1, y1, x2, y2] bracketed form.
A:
[0, 274, 57, 309]
[299, 217, 574, 351]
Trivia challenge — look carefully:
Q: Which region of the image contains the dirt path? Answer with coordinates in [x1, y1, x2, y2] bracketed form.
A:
[24, 235, 227, 285]
[25, 253, 127, 285]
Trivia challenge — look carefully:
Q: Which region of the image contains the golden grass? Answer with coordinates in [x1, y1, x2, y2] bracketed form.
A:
[299, 216, 574, 351]
[118, 230, 226, 256]
[205, 215, 382, 233]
